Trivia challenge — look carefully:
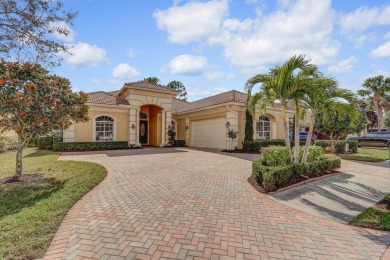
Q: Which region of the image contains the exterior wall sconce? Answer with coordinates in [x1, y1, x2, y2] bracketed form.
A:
[131, 124, 136, 129]
[226, 121, 230, 128]
[185, 125, 189, 131]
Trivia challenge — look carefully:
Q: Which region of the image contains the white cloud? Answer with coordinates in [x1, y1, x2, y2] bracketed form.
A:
[112, 63, 140, 79]
[155, 0, 339, 70]
[340, 6, 390, 34]
[205, 70, 235, 83]
[186, 86, 229, 100]
[164, 55, 207, 75]
[127, 48, 136, 58]
[339, 5, 390, 46]
[370, 41, 390, 59]
[50, 21, 75, 42]
[153, 0, 228, 44]
[59, 42, 109, 67]
[328, 57, 358, 74]
[91, 63, 140, 85]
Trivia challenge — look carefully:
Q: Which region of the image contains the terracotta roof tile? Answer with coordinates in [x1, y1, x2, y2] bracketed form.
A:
[173, 90, 248, 114]
[124, 81, 179, 93]
[87, 91, 129, 106]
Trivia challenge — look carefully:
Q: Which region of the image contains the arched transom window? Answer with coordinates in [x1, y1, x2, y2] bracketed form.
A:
[256, 116, 270, 139]
[95, 116, 114, 141]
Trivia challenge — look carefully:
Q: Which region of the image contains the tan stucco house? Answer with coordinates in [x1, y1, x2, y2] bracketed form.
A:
[63, 81, 294, 149]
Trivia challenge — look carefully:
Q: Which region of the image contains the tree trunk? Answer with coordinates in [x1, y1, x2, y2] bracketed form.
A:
[375, 100, 382, 131]
[282, 105, 293, 163]
[15, 140, 24, 178]
[302, 115, 315, 163]
[293, 103, 300, 164]
[330, 133, 336, 154]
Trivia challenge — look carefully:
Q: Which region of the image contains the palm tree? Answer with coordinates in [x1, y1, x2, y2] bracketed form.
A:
[300, 77, 358, 162]
[358, 75, 390, 131]
[245, 55, 316, 163]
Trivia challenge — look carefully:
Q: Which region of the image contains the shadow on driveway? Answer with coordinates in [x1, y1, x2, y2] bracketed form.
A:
[271, 173, 390, 223]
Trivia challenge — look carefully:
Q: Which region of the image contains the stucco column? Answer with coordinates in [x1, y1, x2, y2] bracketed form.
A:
[160, 110, 166, 147]
[226, 110, 238, 149]
[185, 118, 190, 146]
[129, 107, 138, 146]
[135, 108, 140, 146]
[253, 120, 257, 139]
[165, 110, 172, 145]
[272, 120, 277, 139]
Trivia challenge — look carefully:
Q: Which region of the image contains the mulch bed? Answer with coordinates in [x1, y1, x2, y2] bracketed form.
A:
[248, 171, 339, 194]
[0, 173, 43, 184]
[375, 197, 390, 211]
[222, 149, 260, 154]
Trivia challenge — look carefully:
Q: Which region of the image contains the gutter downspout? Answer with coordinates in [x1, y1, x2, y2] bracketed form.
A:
[226, 105, 238, 149]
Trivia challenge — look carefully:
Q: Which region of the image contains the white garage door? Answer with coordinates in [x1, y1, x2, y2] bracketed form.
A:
[191, 117, 226, 149]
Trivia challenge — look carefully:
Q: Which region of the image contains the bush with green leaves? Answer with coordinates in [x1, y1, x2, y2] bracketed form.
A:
[53, 141, 129, 151]
[300, 146, 324, 162]
[242, 139, 306, 152]
[0, 135, 18, 152]
[260, 146, 291, 167]
[37, 136, 54, 150]
[315, 140, 358, 153]
[252, 155, 341, 192]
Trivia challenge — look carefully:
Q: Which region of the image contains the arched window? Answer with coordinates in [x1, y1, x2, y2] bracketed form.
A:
[256, 116, 270, 139]
[95, 116, 114, 141]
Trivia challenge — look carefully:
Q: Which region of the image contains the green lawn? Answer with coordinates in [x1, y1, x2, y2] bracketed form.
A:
[350, 194, 390, 231]
[0, 148, 106, 259]
[338, 148, 389, 162]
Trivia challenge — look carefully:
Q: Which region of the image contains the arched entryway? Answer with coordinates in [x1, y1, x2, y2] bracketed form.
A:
[139, 105, 163, 146]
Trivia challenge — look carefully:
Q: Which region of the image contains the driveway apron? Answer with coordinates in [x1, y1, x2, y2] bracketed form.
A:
[44, 148, 390, 260]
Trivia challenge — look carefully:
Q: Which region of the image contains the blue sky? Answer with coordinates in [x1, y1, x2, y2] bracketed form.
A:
[54, 0, 390, 101]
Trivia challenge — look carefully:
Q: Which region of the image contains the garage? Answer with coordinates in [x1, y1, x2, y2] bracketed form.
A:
[191, 117, 226, 149]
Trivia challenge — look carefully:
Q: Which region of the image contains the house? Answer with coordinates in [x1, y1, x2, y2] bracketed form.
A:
[63, 81, 294, 149]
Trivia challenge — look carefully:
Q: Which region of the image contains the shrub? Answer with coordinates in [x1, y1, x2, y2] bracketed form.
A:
[315, 140, 358, 153]
[243, 139, 306, 152]
[0, 135, 18, 152]
[252, 155, 341, 192]
[299, 146, 324, 162]
[27, 137, 38, 147]
[37, 136, 54, 150]
[53, 135, 63, 143]
[260, 146, 291, 167]
[174, 140, 186, 147]
[53, 141, 129, 151]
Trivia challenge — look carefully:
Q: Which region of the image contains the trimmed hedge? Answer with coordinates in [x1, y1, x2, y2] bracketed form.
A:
[261, 146, 291, 167]
[53, 141, 129, 151]
[252, 155, 341, 192]
[174, 140, 186, 147]
[315, 140, 358, 153]
[37, 136, 54, 150]
[243, 139, 307, 152]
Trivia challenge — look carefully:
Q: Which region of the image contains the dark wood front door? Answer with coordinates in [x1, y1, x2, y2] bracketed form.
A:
[139, 121, 148, 144]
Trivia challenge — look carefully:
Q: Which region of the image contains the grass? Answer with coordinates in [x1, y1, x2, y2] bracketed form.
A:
[350, 194, 390, 231]
[0, 148, 107, 259]
[338, 148, 389, 162]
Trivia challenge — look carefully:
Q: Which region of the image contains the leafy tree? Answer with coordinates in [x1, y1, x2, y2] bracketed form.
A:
[0, 60, 89, 179]
[300, 77, 357, 162]
[315, 110, 365, 154]
[142, 77, 161, 84]
[0, 0, 77, 68]
[246, 54, 316, 163]
[167, 80, 187, 100]
[358, 75, 390, 130]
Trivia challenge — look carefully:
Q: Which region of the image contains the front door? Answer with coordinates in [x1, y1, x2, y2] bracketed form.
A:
[139, 121, 148, 145]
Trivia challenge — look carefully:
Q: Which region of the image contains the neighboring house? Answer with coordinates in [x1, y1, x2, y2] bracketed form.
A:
[63, 81, 295, 149]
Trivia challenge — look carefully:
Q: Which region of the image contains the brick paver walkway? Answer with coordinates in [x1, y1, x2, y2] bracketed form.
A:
[44, 148, 390, 260]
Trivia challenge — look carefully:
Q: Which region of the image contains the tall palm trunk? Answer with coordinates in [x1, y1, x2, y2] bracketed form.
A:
[293, 103, 300, 164]
[302, 114, 315, 163]
[375, 98, 382, 131]
[282, 104, 293, 163]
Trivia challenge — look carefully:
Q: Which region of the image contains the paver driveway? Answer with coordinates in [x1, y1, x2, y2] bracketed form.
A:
[45, 148, 390, 260]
